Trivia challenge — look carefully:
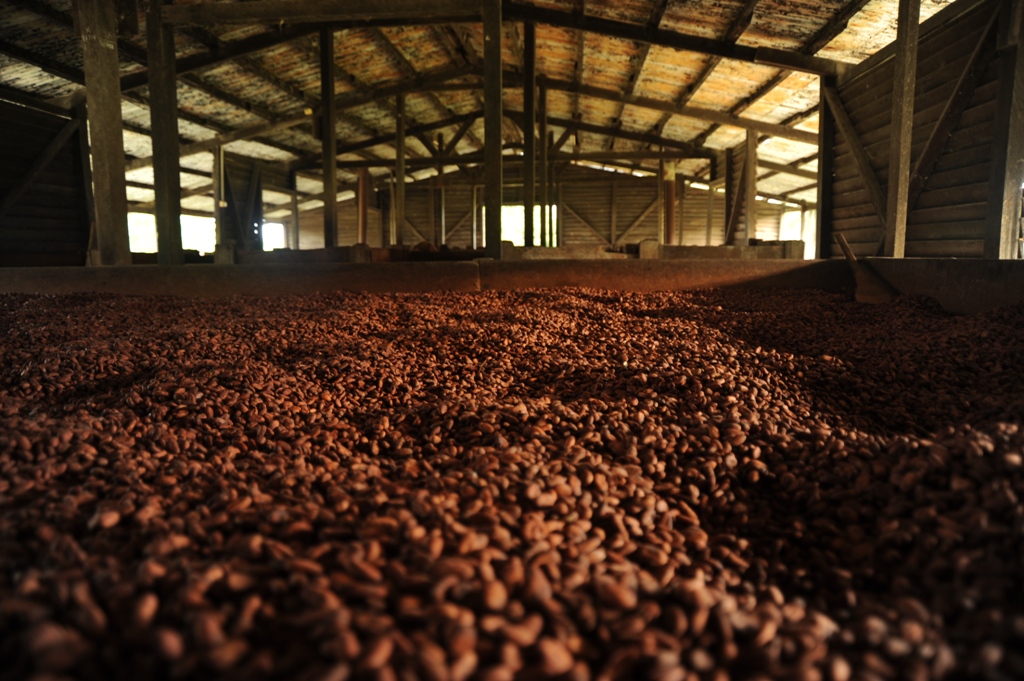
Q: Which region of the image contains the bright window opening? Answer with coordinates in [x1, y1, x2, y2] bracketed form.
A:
[128, 213, 217, 255]
[262, 223, 286, 250]
[482, 205, 559, 247]
[779, 210, 817, 260]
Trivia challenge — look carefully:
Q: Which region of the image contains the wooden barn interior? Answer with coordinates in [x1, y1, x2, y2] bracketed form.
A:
[2, 0, 1024, 680]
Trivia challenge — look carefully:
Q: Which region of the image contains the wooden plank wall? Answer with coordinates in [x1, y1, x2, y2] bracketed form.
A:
[296, 202, 383, 249]
[830, 0, 1000, 257]
[680, 184, 727, 246]
[0, 102, 89, 266]
[291, 165, 787, 251]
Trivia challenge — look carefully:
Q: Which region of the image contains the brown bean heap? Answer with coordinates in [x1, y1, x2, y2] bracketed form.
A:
[1, 288, 1023, 681]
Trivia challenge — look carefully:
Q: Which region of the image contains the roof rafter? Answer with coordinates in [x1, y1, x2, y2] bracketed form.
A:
[650, 0, 762, 142]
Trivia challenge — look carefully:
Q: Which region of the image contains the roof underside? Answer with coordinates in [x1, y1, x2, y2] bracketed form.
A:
[0, 0, 953, 216]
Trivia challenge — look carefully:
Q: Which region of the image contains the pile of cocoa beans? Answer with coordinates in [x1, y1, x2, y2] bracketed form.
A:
[1, 288, 1023, 681]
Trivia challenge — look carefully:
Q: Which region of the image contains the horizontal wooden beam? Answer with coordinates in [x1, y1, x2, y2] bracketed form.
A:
[328, 148, 710, 170]
[127, 68, 475, 172]
[531, 75, 819, 144]
[0, 83, 72, 119]
[541, 114, 715, 156]
[758, 160, 818, 180]
[162, 0, 479, 25]
[159, 0, 845, 78]
[504, 2, 848, 77]
[120, 25, 319, 92]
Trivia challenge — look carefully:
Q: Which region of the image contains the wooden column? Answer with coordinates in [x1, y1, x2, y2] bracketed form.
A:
[743, 130, 758, 245]
[657, 157, 665, 244]
[147, 0, 183, 265]
[472, 184, 479, 249]
[663, 160, 677, 246]
[357, 168, 369, 244]
[290, 194, 301, 249]
[523, 21, 537, 248]
[395, 94, 406, 246]
[79, 0, 131, 266]
[724, 148, 735, 233]
[549, 131, 557, 246]
[883, 0, 920, 258]
[320, 28, 338, 249]
[213, 147, 225, 244]
[438, 133, 446, 246]
[483, 0, 503, 259]
[538, 85, 549, 247]
[706, 183, 714, 245]
[816, 76, 836, 259]
[985, 0, 1024, 259]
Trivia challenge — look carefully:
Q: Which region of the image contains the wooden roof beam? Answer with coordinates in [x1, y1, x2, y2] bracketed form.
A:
[650, 0, 762, 141]
[504, 2, 848, 77]
[532, 75, 818, 144]
[606, 0, 670, 151]
[690, 0, 873, 146]
[162, 0, 480, 24]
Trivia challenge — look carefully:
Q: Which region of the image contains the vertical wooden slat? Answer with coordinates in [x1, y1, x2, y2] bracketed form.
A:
[213, 147, 225, 244]
[290, 193, 300, 249]
[743, 130, 757, 246]
[147, 0, 183, 265]
[320, 28, 338, 249]
[657, 156, 665, 243]
[523, 21, 536, 248]
[985, 0, 1024, 259]
[539, 86, 548, 247]
[357, 167, 369, 244]
[395, 95, 406, 247]
[817, 76, 836, 259]
[483, 0, 503, 258]
[80, 0, 130, 266]
[883, 0, 920, 258]
[705, 183, 714, 245]
[75, 102, 96, 253]
[663, 160, 677, 246]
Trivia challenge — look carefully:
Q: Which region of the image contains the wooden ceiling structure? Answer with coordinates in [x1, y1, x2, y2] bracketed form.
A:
[0, 0, 955, 263]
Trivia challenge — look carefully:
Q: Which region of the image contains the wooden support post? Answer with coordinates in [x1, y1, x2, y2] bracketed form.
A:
[663, 159, 677, 246]
[816, 76, 836, 259]
[985, 0, 1024, 259]
[539, 86, 549, 247]
[438, 133, 446, 246]
[80, 0, 131, 266]
[290, 193, 301, 249]
[75, 103, 96, 255]
[357, 167, 369, 244]
[395, 95, 406, 246]
[320, 28, 338, 249]
[213, 147, 226, 244]
[610, 179, 618, 246]
[657, 157, 665, 244]
[147, 0, 184, 265]
[883, 0, 920, 258]
[743, 130, 758, 245]
[549, 131, 557, 247]
[523, 21, 536, 248]
[706, 182, 714, 245]
[483, 0, 503, 258]
[472, 184, 479, 249]
[724, 148, 735, 232]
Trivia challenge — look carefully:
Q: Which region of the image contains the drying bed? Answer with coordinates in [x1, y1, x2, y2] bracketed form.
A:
[1, 289, 1022, 681]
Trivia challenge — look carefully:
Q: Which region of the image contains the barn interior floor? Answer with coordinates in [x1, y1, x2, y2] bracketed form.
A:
[1, 287, 1023, 680]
